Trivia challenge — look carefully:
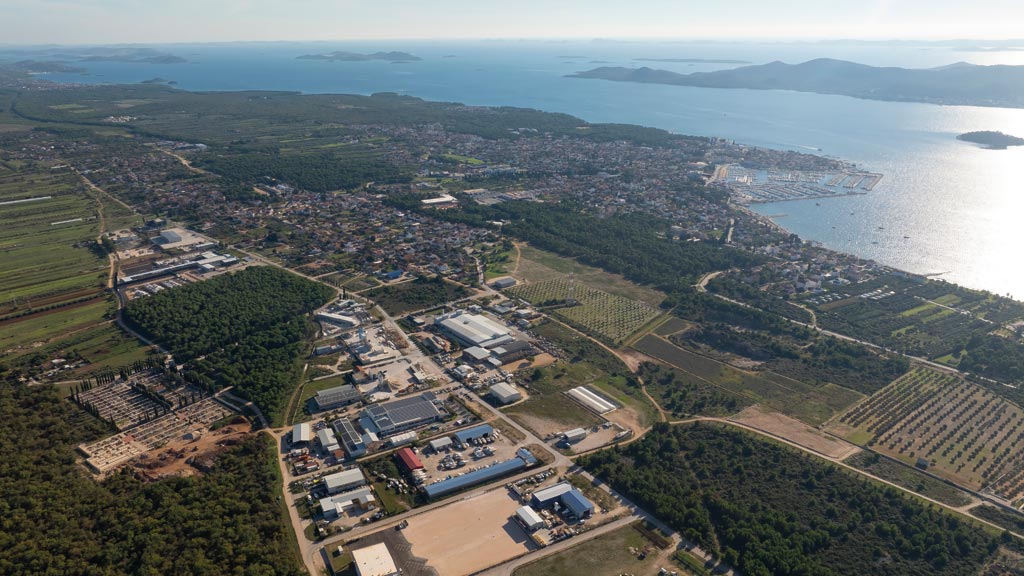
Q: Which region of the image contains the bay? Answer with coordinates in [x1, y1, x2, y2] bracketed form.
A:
[39, 40, 1024, 299]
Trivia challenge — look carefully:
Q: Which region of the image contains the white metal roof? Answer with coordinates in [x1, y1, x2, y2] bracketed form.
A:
[351, 542, 398, 576]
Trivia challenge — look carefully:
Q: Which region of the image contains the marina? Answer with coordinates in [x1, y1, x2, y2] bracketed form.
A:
[721, 164, 884, 204]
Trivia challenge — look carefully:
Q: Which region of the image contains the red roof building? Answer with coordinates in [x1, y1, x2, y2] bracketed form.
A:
[396, 447, 423, 472]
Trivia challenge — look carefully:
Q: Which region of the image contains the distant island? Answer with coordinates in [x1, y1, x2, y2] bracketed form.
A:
[82, 54, 186, 64]
[297, 51, 421, 63]
[634, 58, 751, 64]
[569, 58, 1024, 108]
[140, 77, 173, 85]
[957, 131, 1024, 149]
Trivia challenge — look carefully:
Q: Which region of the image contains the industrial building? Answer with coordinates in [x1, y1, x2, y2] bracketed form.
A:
[566, 386, 617, 414]
[396, 447, 424, 473]
[453, 424, 494, 445]
[422, 448, 538, 500]
[316, 312, 361, 329]
[489, 382, 522, 405]
[292, 422, 312, 445]
[530, 482, 595, 520]
[323, 468, 367, 494]
[317, 428, 341, 453]
[428, 436, 453, 453]
[351, 542, 400, 576]
[435, 311, 514, 349]
[359, 392, 442, 437]
[491, 277, 517, 290]
[388, 431, 417, 447]
[333, 418, 369, 458]
[319, 487, 376, 518]
[150, 227, 215, 252]
[313, 384, 363, 411]
[515, 505, 546, 532]
[561, 428, 588, 445]
[462, 346, 491, 362]
[490, 340, 535, 363]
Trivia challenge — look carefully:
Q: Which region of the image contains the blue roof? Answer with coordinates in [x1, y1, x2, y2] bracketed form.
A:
[561, 489, 595, 517]
[453, 424, 494, 444]
[423, 456, 527, 499]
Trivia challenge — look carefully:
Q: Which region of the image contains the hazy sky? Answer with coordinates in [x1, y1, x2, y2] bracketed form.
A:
[2, 0, 1023, 45]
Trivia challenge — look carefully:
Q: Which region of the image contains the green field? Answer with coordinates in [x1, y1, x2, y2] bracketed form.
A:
[364, 276, 469, 315]
[633, 334, 862, 425]
[288, 375, 351, 424]
[514, 245, 666, 307]
[513, 522, 667, 576]
[508, 278, 661, 345]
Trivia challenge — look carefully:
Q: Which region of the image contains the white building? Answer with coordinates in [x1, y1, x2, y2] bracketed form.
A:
[323, 468, 366, 494]
[515, 505, 546, 532]
[435, 311, 514, 349]
[352, 542, 400, 576]
[566, 386, 616, 414]
[489, 382, 522, 405]
[292, 422, 312, 444]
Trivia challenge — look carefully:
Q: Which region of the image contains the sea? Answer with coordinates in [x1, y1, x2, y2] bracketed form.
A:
[38, 40, 1024, 300]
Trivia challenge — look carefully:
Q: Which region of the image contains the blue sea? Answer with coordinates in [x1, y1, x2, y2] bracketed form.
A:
[40, 40, 1024, 299]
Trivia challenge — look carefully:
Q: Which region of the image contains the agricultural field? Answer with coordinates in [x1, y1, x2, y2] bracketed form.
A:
[634, 335, 862, 425]
[513, 244, 666, 307]
[830, 367, 1024, 502]
[808, 281, 997, 360]
[508, 278, 661, 344]
[0, 166, 108, 307]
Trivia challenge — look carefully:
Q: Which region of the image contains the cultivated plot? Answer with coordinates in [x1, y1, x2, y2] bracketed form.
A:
[831, 367, 1024, 503]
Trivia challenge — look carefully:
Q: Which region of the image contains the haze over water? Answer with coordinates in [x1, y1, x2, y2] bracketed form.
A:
[43, 40, 1024, 299]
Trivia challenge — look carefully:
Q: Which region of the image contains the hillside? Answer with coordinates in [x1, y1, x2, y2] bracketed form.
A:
[570, 58, 1024, 108]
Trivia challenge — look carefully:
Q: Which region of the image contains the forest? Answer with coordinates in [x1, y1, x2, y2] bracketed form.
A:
[123, 266, 333, 423]
[194, 151, 410, 193]
[389, 196, 762, 293]
[0, 384, 304, 576]
[364, 276, 470, 315]
[579, 423, 1002, 576]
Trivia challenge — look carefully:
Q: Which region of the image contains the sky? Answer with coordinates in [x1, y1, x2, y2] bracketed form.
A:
[2, 0, 1023, 45]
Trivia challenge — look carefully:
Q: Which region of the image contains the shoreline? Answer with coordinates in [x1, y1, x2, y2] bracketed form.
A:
[24, 69, 1020, 302]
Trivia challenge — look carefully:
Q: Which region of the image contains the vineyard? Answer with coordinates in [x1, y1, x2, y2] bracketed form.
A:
[507, 278, 661, 344]
[831, 367, 1024, 503]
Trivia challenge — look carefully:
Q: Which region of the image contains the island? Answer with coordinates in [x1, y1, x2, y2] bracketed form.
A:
[569, 58, 1024, 108]
[10, 60, 87, 74]
[634, 57, 751, 64]
[957, 131, 1024, 149]
[297, 51, 421, 63]
[140, 77, 173, 84]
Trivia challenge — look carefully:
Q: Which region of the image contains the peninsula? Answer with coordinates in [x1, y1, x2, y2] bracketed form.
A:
[297, 50, 421, 62]
[957, 130, 1024, 149]
[569, 58, 1024, 108]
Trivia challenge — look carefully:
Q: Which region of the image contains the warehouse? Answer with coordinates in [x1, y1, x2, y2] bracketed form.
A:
[317, 428, 341, 453]
[423, 449, 538, 499]
[491, 277, 517, 290]
[490, 340, 535, 363]
[566, 386, 617, 414]
[453, 424, 494, 445]
[351, 542, 400, 576]
[292, 422, 312, 445]
[319, 487, 376, 518]
[530, 482, 594, 520]
[435, 311, 514, 349]
[561, 488, 595, 519]
[313, 384, 362, 411]
[489, 382, 522, 405]
[530, 482, 574, 508]
[396, 447, 424, 473]
[388, 431, 417, 447]
[561, 427, 588, 445]
[462, 346, 491, 362]
[514, 505, 546, 532]
[323, 468, 367, 494]
[428, 436, 453, 453]
[359, 392, 442, 437]
[316, 311, 360, 329]
[333, 418, 368, 458]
